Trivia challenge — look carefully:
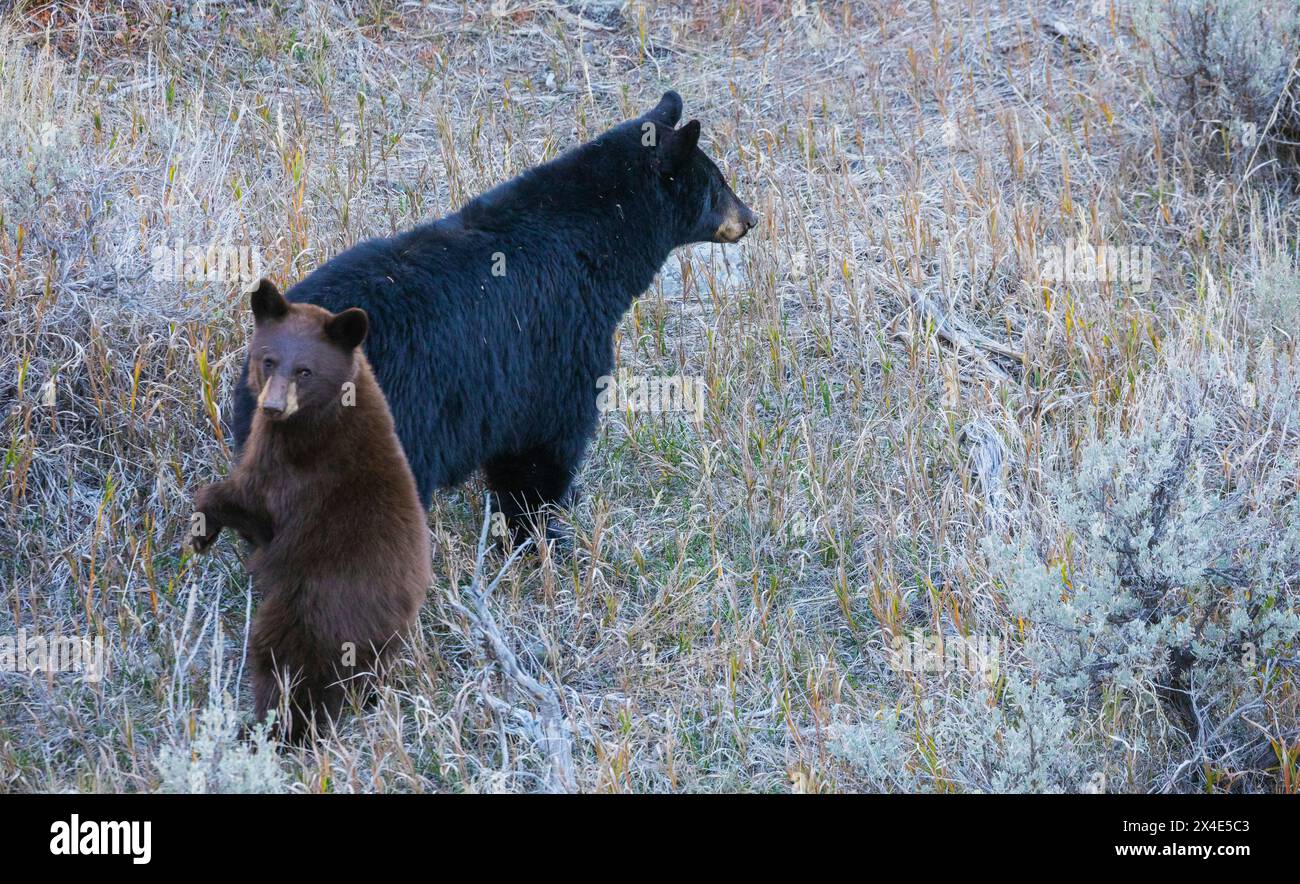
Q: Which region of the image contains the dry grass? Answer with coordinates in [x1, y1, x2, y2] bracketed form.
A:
[1, 0, 1297, 793]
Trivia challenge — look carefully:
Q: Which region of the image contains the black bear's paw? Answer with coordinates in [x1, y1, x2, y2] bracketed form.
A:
[497, 514, 572, 559]
[536, 517, 573, 556]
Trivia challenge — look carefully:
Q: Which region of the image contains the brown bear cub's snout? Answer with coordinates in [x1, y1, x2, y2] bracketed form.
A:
[256, 373, 294, 419]
[191, 279, 430, 744]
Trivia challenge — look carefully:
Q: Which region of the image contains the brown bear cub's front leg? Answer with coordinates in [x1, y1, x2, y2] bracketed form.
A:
[190, 481, 273, 551]
[190, 279, 431, 744]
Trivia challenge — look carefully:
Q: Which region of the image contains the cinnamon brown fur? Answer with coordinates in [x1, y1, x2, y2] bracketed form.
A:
[191, 280, 430, 743]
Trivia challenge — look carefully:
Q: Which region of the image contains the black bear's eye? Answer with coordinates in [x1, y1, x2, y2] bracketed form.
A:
[262, 357, 276, 371]
[296, 367, 312, 379]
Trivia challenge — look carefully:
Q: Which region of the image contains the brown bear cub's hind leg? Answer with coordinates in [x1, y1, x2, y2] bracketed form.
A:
[247, 596, 351, 744]
[250, 661, 348, 745]
[249, 599, 381, 745]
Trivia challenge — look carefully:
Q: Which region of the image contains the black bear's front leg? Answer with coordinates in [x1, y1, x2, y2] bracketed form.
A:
[484, 444, 579, 548]
[190, 481, 273, 551]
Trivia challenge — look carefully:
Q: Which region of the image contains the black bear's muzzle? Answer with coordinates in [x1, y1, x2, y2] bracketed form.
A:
[714, 199, 758, 243]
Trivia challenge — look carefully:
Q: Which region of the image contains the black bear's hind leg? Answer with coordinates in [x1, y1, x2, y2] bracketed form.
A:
[483, 446, 577, 549]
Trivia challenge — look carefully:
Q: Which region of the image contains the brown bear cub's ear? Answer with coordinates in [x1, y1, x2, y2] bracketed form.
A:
[250, 279, 289, 324]
[663, 119, 701, 173]
[324, 307, 368, 350]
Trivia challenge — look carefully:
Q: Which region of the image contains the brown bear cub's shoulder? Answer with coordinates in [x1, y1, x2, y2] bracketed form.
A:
[191, 279, 430, 743]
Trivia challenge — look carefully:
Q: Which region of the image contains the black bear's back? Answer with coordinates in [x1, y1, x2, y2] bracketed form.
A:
[228, 217, 612, 507]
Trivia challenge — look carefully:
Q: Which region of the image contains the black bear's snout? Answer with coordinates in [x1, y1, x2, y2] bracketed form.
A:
[713, 194, 758, 244]
[738, 203, 758, 233]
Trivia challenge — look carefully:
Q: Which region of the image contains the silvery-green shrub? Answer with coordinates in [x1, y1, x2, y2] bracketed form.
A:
[156, 698, 287, 794]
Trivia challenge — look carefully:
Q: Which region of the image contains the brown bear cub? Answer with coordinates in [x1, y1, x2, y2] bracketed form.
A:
[190, 279, 430, 743]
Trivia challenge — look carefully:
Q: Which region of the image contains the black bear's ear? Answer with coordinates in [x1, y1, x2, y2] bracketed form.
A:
[250, 279, 289, 324]
[325, 307, 368, 350]
[662, 119, 701, 172]
[646, 90, 682, 127]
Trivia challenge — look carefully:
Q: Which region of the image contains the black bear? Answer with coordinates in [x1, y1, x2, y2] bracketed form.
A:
[194, 281, 430, 742]
[230, 91, 756, 540]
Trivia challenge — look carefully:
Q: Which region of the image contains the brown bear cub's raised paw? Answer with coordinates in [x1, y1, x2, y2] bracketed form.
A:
[191, 279, 431, 744]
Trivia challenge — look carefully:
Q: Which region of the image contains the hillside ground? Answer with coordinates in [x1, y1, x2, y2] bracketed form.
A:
[1, 0, 1298, 792]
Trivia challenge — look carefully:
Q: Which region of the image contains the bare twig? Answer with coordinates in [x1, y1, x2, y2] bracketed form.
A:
[896, 289, 1023, 381]
[448, 495, 577, 793]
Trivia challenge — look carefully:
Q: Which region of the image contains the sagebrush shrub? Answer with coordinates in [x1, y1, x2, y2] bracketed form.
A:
[156, 699, 287, 794]
[1001, 319, 1300, 790]
[834, 305, 1300, 792]
[0, 40, 86, 240]
[1156, 0, 1300, 166]
[831, 675, 1089, 793]
[1250, 250, 1300, 333]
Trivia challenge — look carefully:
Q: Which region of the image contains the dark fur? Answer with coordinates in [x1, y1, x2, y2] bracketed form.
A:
[193, 281, 430, 742]
[229, 91, 756, 538]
